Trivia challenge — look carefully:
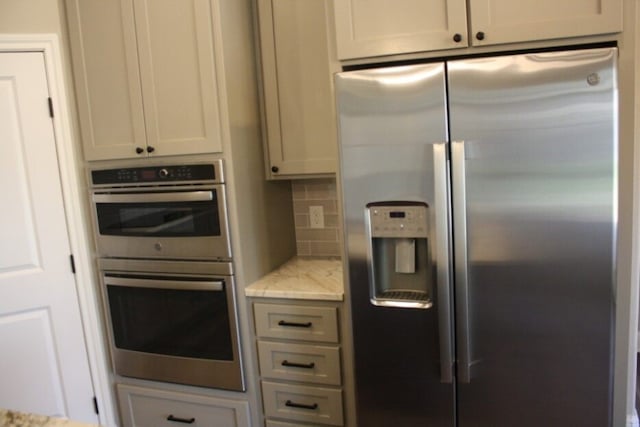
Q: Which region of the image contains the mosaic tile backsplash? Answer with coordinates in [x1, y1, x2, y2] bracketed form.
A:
[292, 178, 342, 258]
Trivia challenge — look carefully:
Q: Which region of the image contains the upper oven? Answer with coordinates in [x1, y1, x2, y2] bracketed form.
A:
[90, 159, 231, 261]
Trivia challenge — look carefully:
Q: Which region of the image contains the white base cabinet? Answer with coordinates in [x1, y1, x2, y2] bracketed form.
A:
[116, 384, 251, 427]
[253, 301, 346, 426]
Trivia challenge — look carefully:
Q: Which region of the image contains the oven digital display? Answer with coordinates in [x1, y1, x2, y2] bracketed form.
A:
[390, 211, 406, 218]
[140, 170, 156, 180]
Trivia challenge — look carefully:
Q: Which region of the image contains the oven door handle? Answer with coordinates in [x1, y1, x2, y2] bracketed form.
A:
[92, 191, 213, 204]
[104, 275, 224, 291]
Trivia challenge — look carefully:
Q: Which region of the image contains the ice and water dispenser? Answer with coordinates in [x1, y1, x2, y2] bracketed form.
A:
[366, 202, 433, 309]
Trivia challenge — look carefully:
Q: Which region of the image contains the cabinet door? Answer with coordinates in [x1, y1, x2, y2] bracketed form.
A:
[333, 0, 468, 60]
[468, 0, 622, 46]
[258, 0, 338, 177]
[134, 0, 223, 156]
[66, 0, 148, 160]
[117, 384, 251, 427]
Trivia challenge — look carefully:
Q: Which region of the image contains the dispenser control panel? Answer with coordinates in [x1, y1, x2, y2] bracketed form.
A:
[368, 204, 428, 238]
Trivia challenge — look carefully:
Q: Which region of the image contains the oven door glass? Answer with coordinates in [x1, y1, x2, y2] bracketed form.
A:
[105, 275, 233, 360]
[94, 190, 221, 238]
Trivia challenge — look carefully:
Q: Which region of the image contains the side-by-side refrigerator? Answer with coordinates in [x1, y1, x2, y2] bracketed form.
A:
[336, 47, 617, 427]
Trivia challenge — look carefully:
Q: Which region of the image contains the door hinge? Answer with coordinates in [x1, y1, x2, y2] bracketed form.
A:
[47, 97, 54, 118]
[69, 254, 76, 274]
[92, 396, 99, 415]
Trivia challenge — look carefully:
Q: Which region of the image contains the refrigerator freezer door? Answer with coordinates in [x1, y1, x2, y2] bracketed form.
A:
[448, 48, 617, 427]
[336, 63, 454, 426]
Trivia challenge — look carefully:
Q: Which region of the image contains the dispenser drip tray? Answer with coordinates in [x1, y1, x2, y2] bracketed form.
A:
[373, 290, 432, 309]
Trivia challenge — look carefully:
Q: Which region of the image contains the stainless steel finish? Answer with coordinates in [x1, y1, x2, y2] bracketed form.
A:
[92, 190, 214, 203]
[92, 183, 232, 261]
[336, 62, 454, 426]
[98, 257, 234, 276]
[451, 140, 471, 384]
[338, 47, 617, 427]
[104, 275, 224, 291]
[448, 48, 617, 427]
[100, 263, 244, 391]
[92, 157, 244, 391]
[90, 158, 225, 188]
[434, 142, 453, 384]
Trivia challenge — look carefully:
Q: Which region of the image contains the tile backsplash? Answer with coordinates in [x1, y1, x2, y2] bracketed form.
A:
[292, 178, 342, 258]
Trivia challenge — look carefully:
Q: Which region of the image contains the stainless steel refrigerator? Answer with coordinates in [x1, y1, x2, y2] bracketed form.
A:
[336, 47, 617, 427]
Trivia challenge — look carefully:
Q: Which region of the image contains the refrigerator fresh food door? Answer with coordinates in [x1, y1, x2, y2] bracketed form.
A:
[336, 63, 454, 426]
[448, 48, 617, 427]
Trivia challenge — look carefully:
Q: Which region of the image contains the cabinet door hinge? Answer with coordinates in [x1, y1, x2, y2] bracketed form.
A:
[47, 97, 54, 118]
[69, 254, 76, 274]
[92, 396, 99, 415]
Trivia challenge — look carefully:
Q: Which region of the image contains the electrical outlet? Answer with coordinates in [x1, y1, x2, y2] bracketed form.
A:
[309, 205, 324, 229]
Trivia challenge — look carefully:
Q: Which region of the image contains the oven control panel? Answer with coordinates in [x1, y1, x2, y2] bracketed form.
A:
[91, 160, 224, 186]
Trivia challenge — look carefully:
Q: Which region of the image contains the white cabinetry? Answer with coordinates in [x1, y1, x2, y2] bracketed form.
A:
[253, 301, 345, 425]
[256, 0, 338, 178]
[66, 0, 224, 160]
[333, 0, 623, 59]
[116, 384, 251, 427]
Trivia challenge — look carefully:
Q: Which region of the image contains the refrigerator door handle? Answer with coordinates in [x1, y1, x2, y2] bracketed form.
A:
[452, 140, 472, 383]
[434, 142, 454, 384]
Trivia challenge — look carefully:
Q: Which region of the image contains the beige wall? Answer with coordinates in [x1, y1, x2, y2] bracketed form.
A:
[0, 0, 64, 33]
[0, 0, 84, 160]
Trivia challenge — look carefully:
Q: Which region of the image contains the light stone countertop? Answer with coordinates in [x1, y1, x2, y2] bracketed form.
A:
[245, 257, 343, 301]
[0, 409, 99, 427]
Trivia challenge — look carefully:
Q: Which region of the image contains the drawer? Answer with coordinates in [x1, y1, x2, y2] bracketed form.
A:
[265, 420, 308, 427]
[262, 381, 343, 426]
[258, 341, 341, 385]
[254, 303, 339, 343]
[116, 384, 251, 427]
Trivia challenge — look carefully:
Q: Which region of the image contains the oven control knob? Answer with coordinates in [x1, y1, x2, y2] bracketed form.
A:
[154, 243, 163, 252]
[159, 168, 169, 178]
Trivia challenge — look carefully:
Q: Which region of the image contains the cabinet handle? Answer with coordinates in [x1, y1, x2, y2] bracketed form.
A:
[453, 33, 462, 43]
[285, 400, 318, 410]
[282, 360, 316, 369]
[135, 147, 144, 154]
[146, 145, 155, 153]
[166, 415, 195, 424]
[271, 166, 279, 173]
[475, 31, 485, 41]
[278, 320, 312, 328]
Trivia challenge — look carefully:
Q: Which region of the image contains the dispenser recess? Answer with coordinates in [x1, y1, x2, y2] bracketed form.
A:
[366, 202, 432, 309]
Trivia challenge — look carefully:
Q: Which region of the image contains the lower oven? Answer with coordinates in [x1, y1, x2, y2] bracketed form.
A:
[98, 256, 244, 391]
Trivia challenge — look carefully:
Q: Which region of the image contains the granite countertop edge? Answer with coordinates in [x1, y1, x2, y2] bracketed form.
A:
[245, 256, 344, 301]
[0, 409, 99, 427]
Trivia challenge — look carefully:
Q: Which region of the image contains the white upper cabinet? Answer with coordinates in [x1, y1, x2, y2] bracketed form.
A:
[468, 0, 623, 47]
[257, 0, 339, 178]
[334, 0, 469, 60]
[66, 0, 224, 160]
[333, 0, 622, 60]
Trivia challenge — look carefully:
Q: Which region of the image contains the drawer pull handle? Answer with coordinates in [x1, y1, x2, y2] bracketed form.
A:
[282, 360, 316, 369]
[167, 415, 196, 424]
[278, 320, 312, 328]
[285, 400, 319, 410]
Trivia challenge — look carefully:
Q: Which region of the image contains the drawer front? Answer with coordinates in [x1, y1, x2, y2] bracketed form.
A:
[117, 384, 250, 427]
[254, 303, 339, 343]
[258, 341, 341, 385]
[262, 381, 343, 426]
[266, 421, 316, 427]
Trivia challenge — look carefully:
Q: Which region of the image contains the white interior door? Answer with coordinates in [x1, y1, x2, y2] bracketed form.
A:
[0, 51, 98, 424]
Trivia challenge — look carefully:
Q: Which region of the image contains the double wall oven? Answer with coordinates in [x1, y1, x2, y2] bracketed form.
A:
[90, 159, 244, 391]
